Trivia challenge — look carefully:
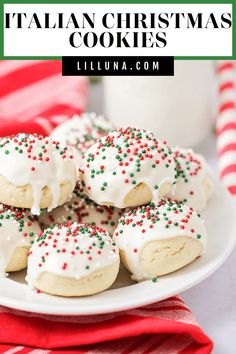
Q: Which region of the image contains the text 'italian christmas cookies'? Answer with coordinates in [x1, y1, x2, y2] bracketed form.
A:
[114, 200, 207, 281]
[51, 113, 114, 155]
[27, 222, 120, 297]
[0, 204, 41, 277]
[0, 134, 78, 214]
[80, 127, 176, 208]
[38, 184, 122, 235]
[168, 147, 213, 211]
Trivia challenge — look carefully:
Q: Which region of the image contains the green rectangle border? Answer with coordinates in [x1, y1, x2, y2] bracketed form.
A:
[0, 0, 235, 60]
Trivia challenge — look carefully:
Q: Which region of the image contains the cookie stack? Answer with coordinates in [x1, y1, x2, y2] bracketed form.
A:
[0, 113, 213, 297]
[0, 134, 78, 277]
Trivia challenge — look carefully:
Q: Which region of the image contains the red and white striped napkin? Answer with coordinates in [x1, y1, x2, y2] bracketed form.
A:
[0, 59, 225, 354]
[0, 60, 88, 136]
[0, 297, 212, 354]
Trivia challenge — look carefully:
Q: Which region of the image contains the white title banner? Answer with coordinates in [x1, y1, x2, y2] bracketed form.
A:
[4, 3, 233, 57]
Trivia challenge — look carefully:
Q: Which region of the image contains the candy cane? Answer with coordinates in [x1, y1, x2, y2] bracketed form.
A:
[216, 60, 236, 195]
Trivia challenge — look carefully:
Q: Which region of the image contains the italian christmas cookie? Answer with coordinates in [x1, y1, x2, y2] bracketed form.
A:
[114, 200, 207, 281]
[80, 127, 176, 208]
[38, 184, 122, 235]
[168, 147, 213, 211]
[50, 113, 114, 155]
[27, 222, 120, 297]
[0, 204, 41, 277]
[0, 134, 78, 214]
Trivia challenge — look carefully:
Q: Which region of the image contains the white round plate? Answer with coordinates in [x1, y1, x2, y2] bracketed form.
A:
[0, 178, 235, 315]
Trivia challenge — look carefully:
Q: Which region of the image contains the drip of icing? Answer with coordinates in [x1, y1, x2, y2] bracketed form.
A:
[80, 127, 176, 208]
[51, 113, 114, 155]
[38, 184, 123, 235]
[26, 222, 119, 286]
[47, 180, 60, 212]
[0, 134, 78, 215]
[114, 200, 207, 281]
[168, 147, 213, 211]
[0, 204, 41, 277]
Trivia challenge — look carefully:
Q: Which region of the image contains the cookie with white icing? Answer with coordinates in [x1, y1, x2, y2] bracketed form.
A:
[27, 222, 120, 297]
[168, 147, 213, 211]
[114, 200, 207, 281]
[0, 134, 78, 215]
[80, 127, 176, 208]
[51, 113, 114, 155]
[0, 204, 41, 277]
[38, 184, 122, 235]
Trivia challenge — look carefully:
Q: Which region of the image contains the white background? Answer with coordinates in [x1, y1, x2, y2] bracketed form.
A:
[88, 80, 236, 354]
[4, 3, 232, 57]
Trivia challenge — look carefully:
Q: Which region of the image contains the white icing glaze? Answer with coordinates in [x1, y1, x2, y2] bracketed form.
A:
[168, 147, 213, 211]
[38, 184, 123, 235]
[50, 113, 114, 155]
[0, 134, 78, 215]
[80, 127, 176, 208]
[114, 200, 207, 281]
[0, 204, 41, 277]
[26, 222, 119, 285]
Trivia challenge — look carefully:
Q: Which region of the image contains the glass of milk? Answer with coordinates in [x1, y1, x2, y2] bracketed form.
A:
[104, 60, 216, 147]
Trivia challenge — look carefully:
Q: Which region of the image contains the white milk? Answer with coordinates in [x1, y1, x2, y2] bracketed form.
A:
[104, 61, 217, 147]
